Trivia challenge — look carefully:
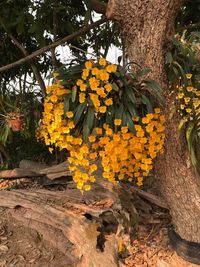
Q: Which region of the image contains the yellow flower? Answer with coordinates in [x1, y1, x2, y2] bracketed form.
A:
[106, 128, 113, 135]
[146, 125, 154, 133]
[82, 69, 89, 80]
[92, 68, 99, 75]
[137, 177, 143, 186]
[46, 86, 52, 94]
[184, 97, 190, 103]
[134, 125, 142, 131]
[45, 103, 53, 110]
[76, 79, 83, 86]
[193, 99, 200, 109]
[49, 147, 53, 153]
[121, 127, 128, 133]
[97, 87, 105, 96]
[178, 93, 184, 99]
[90, 164, 97, 173]
[132, 116, 139, 122]
[105, 98, 113, 106]
[154, 108, 161, 114]
[90, 176, 96, 182]
[99, 58, 106, 66]
[95, 127, 103, 135]
[142, 117, 150, 124]
[195, 91, 200, 96]
[99, 106, 107, 113]
[68, 121, 75, 129]
[50, 95, 58, 103]
[79, 93, 86, 103]
[53, 72, 59, 78]
[84, 184, 91, 191]
[104, 83, 112, 92]
[66, 111, 73, 118]
[80, 83, 87, 91]
[186, 73, 192, 79]
[114, 119, 122, 126]
[90, 153, 97, 160]
[89, 135, 96, 142]
[140, 137, 147, 144]
[180, 104, 185, 110]
[85, 61, 93, 69]
[99, 71, 109, 81]
[136, 131, 144, 138]
[186, 86, 193, 92]
[146, 113, 154, 120]
[106, 64, 117, 73]
[186, 108, 192, 113]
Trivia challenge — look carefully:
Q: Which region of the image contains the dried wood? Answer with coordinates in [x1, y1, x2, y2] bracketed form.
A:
[132, 188, 169, 210]
[19, 160, 48, 173]
[46, 171, 71, 180]
[0, 168, 40, 179]
[0, 179, 137, 266]
[39, 161, 71, 175]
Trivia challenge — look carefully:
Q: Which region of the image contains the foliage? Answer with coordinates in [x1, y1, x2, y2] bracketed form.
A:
[0, 0, 120, 88]
[39, 58, 165, 191]
[165, 31, 200, 167]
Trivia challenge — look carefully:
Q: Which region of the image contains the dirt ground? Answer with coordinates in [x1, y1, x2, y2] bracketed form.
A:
[0, 180, 199, 267]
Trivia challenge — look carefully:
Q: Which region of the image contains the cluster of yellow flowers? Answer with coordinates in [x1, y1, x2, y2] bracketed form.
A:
[76, 58, 116, 113]
[176, 74, 200, 119]
[39, 58, 165, 191]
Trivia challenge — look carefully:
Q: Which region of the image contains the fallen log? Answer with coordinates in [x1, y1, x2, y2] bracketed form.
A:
[0, 178, 137, 266]
[39, 161, 71, 176]
[0, 168, 41, 179]
[19, 159, 48, 172]
[0, 160, 71, 180]
[131, 187, 169, 210]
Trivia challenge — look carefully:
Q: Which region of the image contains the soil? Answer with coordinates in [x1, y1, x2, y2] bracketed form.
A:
[0, 179, 199, 267]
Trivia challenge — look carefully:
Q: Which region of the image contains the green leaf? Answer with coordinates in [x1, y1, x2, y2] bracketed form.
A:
[71, 86, 77, 102]
[86, 107, 95, 130]
[178, 117, 187, 131]
[64, 98, 69, 117]
[145, 79, 162, 92]
[166, 52, 173, 65]
[141, 95, 153, 113]
[74, 102, 87, 124]
[126, 102, 137, 117]
[83, 123, 90, 142]
[122, 112, 127, 126]
[125, 87, 136, 104]
[126, 113, 135, 133]
[115, 104, 124, 119]
[137, 67, 151, 77]
[1, 124, 10, 144]
[112, 82, 119, 92]
[186, 122, 197, 166]
[144, 79, 163, 103]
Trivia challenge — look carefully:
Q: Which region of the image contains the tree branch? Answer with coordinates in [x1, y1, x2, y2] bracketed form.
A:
[0, 21, 46, 95]
[90, 0, 107, 14]
[0, 18, 107, 73]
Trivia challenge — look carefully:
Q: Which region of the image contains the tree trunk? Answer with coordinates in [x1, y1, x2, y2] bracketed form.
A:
[106, 0, 200, 245]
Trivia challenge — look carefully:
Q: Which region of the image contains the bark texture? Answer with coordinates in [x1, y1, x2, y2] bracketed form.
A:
[106, 0, 200, 243]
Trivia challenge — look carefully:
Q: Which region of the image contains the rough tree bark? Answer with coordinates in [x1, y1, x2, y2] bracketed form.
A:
[107, 0, 200, 244]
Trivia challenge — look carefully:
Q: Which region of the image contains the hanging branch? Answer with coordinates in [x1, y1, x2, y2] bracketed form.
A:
[0, 20, 47, 96]
[0, 18, 107, 73]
